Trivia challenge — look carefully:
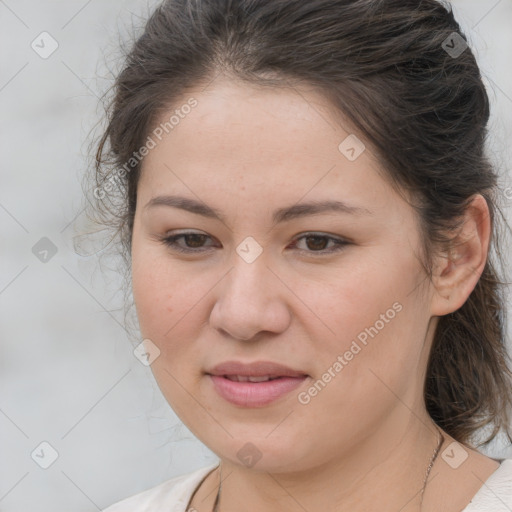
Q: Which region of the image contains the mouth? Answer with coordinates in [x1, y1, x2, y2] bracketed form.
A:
[205, 361, 309, 407]
[221, 375, 292, 382]
[206, 360, 308, 378]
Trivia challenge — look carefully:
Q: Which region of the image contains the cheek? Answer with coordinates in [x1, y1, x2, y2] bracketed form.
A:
[311, 259, 406, 343]
[131, 246, 213, 360]
[132, 263, 168, 336]
[312, 250, 426, 381]
[131, 241, 181, 339]
[131, 255, 203, 410]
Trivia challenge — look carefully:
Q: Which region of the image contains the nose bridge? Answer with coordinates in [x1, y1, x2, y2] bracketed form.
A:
[209, 242, 290, 340]
[229, 242, 272, 298]
[225, 233, 271, 296]
[226, 243, 272, 307]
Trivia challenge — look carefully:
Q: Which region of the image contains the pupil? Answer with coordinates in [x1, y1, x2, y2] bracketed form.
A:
[306, 235, 327, 251]
[186, 234, 206, 247]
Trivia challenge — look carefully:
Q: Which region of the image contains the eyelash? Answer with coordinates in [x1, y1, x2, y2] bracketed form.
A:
[159, 231, 349, 256]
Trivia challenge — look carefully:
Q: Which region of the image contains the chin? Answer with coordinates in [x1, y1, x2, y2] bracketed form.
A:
[203, 433, 317, 473]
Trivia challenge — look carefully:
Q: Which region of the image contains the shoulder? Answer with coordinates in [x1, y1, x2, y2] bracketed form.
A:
[462, 458, 512, 511]
[102, 463, 219, 512]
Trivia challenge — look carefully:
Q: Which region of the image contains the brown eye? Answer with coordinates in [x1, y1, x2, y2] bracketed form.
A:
[304, 235, 329, 251]
[291, 233, 349, 255]
[161, 231, 216, 253]
[181, 233, 208, 248]
[160, 231, 349, 256]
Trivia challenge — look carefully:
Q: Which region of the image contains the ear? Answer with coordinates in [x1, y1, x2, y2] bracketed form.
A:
[430, 194, 491, 316]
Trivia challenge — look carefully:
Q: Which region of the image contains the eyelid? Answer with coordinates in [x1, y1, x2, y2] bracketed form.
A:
[289, 232, 350, 256]
[158, 230, 350, 255]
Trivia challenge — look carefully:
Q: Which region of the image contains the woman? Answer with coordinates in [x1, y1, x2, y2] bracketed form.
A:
[89, 0, 512, 510]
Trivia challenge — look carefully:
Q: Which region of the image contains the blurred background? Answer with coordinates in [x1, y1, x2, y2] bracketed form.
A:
[1, 1, 511, 511]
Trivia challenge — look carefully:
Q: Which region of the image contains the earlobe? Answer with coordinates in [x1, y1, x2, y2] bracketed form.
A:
[430, 194, 491, 317]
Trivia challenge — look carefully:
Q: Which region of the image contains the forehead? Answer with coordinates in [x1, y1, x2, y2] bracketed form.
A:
[152, 79, 342, 161]
[138, 77, 403, 220]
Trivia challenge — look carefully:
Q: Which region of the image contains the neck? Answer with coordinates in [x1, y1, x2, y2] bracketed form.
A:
[211, 412, 442, 512]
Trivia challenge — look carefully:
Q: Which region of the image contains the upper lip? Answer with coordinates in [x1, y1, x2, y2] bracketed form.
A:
[206, 360, 308, 378]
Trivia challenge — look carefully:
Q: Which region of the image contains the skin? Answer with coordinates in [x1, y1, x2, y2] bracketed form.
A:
[130, 75, 500, 512]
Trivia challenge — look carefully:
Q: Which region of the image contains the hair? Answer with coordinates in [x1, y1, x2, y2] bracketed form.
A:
[82, 0, 512, 449]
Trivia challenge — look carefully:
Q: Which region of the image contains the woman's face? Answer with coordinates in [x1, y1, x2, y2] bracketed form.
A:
[131, 77, 438, 471]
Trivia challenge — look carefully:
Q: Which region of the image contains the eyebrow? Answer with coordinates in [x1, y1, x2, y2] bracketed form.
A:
[144, 194, 373, 226]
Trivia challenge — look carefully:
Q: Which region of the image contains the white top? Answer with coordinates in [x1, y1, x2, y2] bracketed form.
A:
[103, 459, 512, 512]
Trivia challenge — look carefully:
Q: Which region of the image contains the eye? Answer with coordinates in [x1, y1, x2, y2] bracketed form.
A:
[160, 231, 217, 253]
[288, 233, 349, 255]
[159, 230, 349, 256]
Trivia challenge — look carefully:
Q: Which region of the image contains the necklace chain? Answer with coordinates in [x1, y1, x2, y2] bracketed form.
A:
[420, 427, 445, 508]
[211, 428, 444, 512]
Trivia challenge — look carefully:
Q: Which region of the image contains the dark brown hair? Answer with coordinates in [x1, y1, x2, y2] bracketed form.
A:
[83, 0, 512, 448]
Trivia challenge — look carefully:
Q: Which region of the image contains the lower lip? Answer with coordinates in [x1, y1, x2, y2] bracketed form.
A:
[208, 375, 308, 407]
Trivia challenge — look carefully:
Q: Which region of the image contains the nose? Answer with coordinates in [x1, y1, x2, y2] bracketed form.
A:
[209, 252, 292, 341]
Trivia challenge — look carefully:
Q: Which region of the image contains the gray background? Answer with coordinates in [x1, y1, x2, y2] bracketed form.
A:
[1, 1, 512, 511]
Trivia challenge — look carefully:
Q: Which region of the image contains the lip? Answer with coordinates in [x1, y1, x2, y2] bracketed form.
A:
[206, 360, 308, 378]
[206, 360, 309, 407]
